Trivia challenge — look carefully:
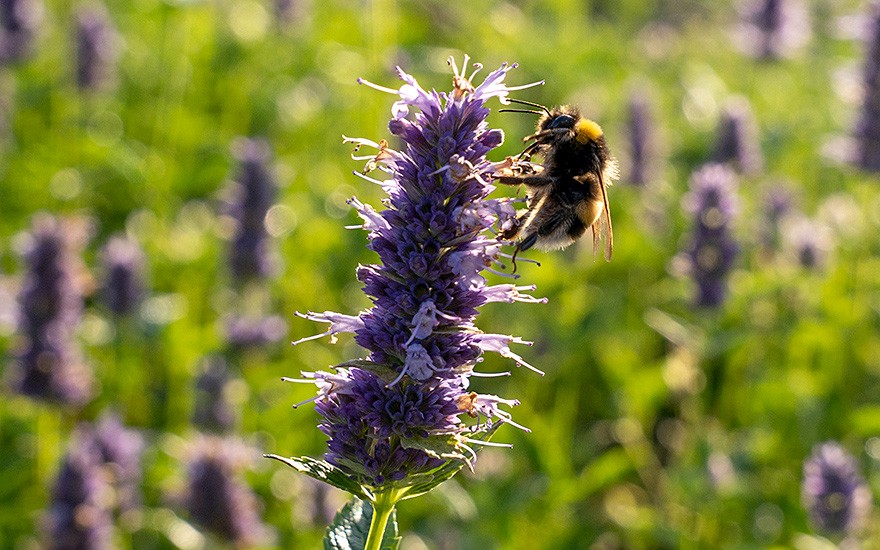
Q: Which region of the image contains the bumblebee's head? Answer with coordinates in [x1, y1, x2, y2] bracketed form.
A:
[539, 107, 604, 145]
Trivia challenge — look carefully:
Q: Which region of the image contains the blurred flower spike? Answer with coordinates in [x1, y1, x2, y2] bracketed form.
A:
[682, 164, 740, 308]
[802, 442, 872, 537]
[270, 56, 545, 540]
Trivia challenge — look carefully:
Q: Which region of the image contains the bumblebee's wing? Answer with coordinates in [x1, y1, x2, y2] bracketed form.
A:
[598, 167, 613, 261]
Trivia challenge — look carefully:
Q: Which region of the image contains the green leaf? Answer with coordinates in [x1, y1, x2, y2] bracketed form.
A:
[401, 422, 504, 500]
[264, 455, 368, 499]
[324, 497, 400, 550]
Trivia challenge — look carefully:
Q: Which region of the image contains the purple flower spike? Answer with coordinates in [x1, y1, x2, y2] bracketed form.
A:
[287, 57, 544, 490]
[682, 164, 739, 308]
[711, 97, 763, 175]
[785, 216, 832, 271]
[45, 445, 113, 550]
[852, 1, 880, 172]
[99, 236, 147, 317]
[8, 215, 93, 406]
[734, 0, 810, 60]
[0, 0, 41, 63]
[81, 413, 144, 513]
[192, 355, 237, 433]
[224, 137, 279, 284]
[75, 5, 118, 91]
[802, 442, 872, 536]
[626, 91, 655, 186]
[185, 437, 272, 546]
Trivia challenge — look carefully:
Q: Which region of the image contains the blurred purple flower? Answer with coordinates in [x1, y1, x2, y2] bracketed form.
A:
[192, 355, 237, 433]
[734, 0, 810, 60]
[785, 216, 832, 271]
[185, 437, 272, 546]
[82, 413, 144, 514]
[711, 97, 763, 175]
[8, 215, 93, 406]
[287, 58, 544, 489]
[223, 313, 287, 350]
[626, 91, 655, 186]
[802, 442, 872, 536]
[45, 445, 113, 550]
[224, 137, 279, 284]
[99, 236, 146, 317]
[682, 164, 739, 308]
[852, 1, 880, 172]
[0, 0, 41, 63]
[75, 5, 117, 91]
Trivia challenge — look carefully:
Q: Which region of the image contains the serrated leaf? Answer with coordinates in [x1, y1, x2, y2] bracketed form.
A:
[324, 497, 400, 550]
[265, 455, 368, 499]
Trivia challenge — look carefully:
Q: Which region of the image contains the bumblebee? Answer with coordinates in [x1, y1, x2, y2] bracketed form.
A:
[495, 100, 617, 266]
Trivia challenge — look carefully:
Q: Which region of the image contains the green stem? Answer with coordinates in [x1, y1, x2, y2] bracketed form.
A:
[364, 490, 399, 550]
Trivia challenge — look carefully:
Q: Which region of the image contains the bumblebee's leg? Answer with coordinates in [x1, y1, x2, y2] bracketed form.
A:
[510, 232, 539, 274]
[516, 141, 541, 161]
[494, 175, 555, 187]
[518, 232, 540, 251]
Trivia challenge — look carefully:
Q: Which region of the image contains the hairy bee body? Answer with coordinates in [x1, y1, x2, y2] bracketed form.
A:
[496, 105, 617, 261]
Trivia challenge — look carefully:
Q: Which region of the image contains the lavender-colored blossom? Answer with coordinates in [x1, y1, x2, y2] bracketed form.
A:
[287, 58, 544, 489]
[682, 164, 739, 308]
[75, 5, 117, 91]
[82, 413, 144, 513]
[626, 91, 655, 186]
[711, 97, 763, 175]
[185, 437, 272, 546]
[192, 355, 237, 433]
[99, 236, 146, 317]
[224, 137, 279, 284]
[734, 0, 810, 60]
[785, 216, 832, 270]
[223, 313, 287, 349]
[852, 1, 880, 172]
[0, 0, 41, 63]
[274, 0, 308, 25]
[8, 215, 93, 406]
[45, 445, 113, 550]
[802, 442, 872, 535]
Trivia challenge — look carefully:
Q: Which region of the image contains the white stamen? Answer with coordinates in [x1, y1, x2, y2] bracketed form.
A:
[386, 366, 408, 388]
[447, 55, 461, 77]
[463, 438, 513, 448]
[293, 394, 320, 409]
[468, 63, 484, 82]
[469, 371, 511, 378]
[352, 171, 386, 186]
[281, 377, 313, 384]
[486, 267, 520, 279]
[356, 77, 399, 95]
[426, 165, 450, 177]
[291, 332, 332, 346]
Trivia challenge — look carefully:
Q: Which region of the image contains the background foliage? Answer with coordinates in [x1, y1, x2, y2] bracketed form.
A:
[2, 0, 880, 548]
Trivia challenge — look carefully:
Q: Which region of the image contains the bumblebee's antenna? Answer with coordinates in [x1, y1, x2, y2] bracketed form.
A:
[499, 108, 544, 115]
[506, 98, 552, 116]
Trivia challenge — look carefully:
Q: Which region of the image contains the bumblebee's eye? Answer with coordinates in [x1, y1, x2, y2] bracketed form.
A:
[547, 115, 575, 129]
